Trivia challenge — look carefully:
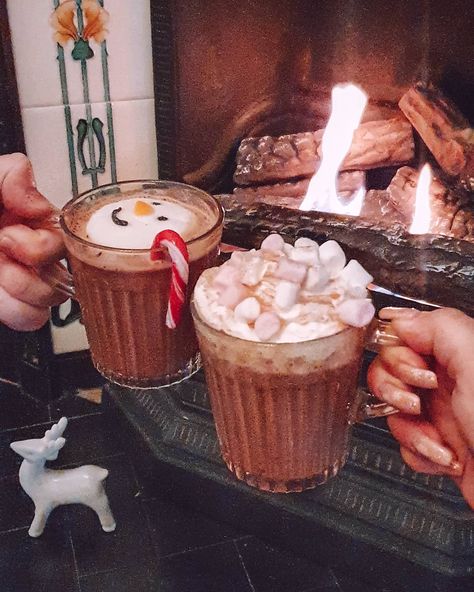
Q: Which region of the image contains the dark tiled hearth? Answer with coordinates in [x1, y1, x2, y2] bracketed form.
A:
[0, 380, 471, 592]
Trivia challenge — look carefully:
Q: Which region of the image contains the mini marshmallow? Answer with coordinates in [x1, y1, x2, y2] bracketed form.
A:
[304, 265, 330, 292]
[289, 245, 319, 266]
[228, 250, 246, 267]
[253, 279, 276, 307]
[241, 255, 266, 286]
[261, 233, 285, 252]
[283, 243, 295, 257]
[276, 303, 302, 320]
[294, 237, 318, 248]
[254, 312, 281, 341]
[234, 297, 261, 322]
[217, 284, 248, 309]
[337, 259, 373, 296]
[319, 240, 347, 278]
[213, 264, 241, 288]
[336, 298, 375, 328]
[275, 280, 300, 310]
[274, 258, 307, 284]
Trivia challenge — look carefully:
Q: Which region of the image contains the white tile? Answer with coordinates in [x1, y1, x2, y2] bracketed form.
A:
[22, 103, 111, 207]
[50, 308, 89, 354]
[7, 0, 63, 108]
[7, 0, 154, 108]
[22, 104, 76, 207]
[22, 99, 158, 208]
[110, 98, 158, 181]
[101, 0, 154, 102]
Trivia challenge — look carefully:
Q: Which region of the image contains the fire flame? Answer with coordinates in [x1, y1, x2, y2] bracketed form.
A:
[409, 163, 432, 234]
[299, 83, 368, 214]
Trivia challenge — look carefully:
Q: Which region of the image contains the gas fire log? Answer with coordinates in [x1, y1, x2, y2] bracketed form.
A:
[231, 186, 405, 229]
[233, 171, 366, 203]
[359, 190, 405, 226]
[387, 166, 474, 238]
[233, 118, 415, 186]
[218, 194, 474, 316]
[399, 83, 474, 191]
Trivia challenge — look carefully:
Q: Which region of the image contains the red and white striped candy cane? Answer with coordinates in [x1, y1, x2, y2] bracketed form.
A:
[151, 229, 189, 329]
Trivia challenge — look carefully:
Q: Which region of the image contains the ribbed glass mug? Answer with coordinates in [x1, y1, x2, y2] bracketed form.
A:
[41, 180, 223, 389]
[192, 301, 399, 493]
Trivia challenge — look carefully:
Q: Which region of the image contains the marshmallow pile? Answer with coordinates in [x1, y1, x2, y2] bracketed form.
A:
[193, 234, 375, 343]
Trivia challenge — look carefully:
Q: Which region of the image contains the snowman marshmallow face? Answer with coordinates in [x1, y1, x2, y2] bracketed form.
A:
[86, 197, 197, 249]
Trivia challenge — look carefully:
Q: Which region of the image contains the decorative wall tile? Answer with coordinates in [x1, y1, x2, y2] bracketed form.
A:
[23, 97, 158, 353]
[7, 0, 158, 356]
[22, 99, 157, 207]
[108, 98, 158, 182]
[21, 104, 78, 207]
[7, 0, 154, 109]
[6, 0, 63, 108]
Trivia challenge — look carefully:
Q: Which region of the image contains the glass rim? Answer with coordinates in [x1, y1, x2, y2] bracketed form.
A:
[59, 179, 224, 254]
[190, 298, 360, 347]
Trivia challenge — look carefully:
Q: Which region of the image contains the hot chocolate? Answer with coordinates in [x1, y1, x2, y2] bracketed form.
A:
[60, 181, 223, 388]
[192, 234, 375, 492]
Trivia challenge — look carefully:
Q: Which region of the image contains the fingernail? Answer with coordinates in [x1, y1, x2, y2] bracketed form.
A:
[379, 307, 421, 320]
[399, 364, 438, 389]
[414, 436, 456, 468]
[379, 384, 420, 414]
[449, 460, 464, 476]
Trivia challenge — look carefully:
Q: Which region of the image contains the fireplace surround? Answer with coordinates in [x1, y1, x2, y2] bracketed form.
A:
[113, 1, 474, 589]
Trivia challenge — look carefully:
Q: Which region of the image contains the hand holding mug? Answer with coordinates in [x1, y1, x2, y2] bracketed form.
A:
[367, 307, 474, 509]
[0, 154, 65, 330]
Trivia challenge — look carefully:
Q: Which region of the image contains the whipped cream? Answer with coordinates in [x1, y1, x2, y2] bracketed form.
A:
[86, 197, 197, 249]
[193, 235, 375, 343]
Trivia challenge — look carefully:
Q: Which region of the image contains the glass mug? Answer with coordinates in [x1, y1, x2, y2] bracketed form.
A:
[192, 301, 400, 493]
[41, 180, 223, 389]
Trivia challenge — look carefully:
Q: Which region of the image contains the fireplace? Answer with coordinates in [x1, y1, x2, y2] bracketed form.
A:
[106, 2, 474, 591]
[151, 0, 474, 188]
[149, 0, 474, 312]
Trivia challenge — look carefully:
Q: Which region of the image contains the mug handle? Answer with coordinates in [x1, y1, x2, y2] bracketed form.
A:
[356, 318, 404, 421]
[35, 211, 76, 299]
[38, 261, 76, 299]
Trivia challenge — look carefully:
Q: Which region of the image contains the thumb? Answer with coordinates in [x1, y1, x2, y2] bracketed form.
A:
[0, 153, 53, 220]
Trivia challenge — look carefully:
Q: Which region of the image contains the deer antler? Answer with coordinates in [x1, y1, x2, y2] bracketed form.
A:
[44, 417, 68, 441]
[46, 437, 66, 455]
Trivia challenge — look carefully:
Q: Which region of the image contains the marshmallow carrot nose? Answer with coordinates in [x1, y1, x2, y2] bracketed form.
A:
[134, 200, 154, 216]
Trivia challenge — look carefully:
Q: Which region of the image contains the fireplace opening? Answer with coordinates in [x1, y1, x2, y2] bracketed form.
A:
[151, 0, 474, 314]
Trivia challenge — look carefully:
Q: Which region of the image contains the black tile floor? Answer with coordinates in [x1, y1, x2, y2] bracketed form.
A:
[0, 380, 399, 592]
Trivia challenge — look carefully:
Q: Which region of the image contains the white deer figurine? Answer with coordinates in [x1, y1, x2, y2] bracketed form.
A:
[10, 417, 116, 538]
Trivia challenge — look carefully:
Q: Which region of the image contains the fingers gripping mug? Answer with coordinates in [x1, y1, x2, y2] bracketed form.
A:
[40, 180, 223, 389]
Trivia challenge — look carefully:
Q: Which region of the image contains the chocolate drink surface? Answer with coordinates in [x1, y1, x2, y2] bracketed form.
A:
[60, 181, 223, 388]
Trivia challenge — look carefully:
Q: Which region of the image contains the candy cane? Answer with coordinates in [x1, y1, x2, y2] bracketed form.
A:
[151, 230, 189, 329]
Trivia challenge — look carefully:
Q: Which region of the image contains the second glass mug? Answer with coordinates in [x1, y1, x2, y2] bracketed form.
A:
[192, 300, 401, 494]
[40, 180, 224, 389]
